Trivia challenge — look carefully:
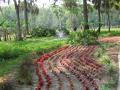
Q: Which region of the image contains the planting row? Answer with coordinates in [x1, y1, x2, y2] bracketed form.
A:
[34, 45, 103, 90]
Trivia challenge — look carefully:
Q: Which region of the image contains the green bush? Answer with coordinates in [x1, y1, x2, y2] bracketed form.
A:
[100, 80, 117, 90]
[67, 31, 77, 44]
[31, 27, 56, 37]
[100, 85, 109, 90]
[93, 48, 104, 58]
[67, 30, 98, 45]
[107, 64, 116, 76]
[99, 55, 110, 65]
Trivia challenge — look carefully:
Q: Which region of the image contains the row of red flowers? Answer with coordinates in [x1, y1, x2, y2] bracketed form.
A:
[34, 45, 102, 90]
[60, 59, 98, 90]
[34, 46, 68, 90]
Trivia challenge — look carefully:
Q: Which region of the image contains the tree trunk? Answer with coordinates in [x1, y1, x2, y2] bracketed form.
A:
[14, 0, 23, 41]
[97, 1, 101, 33]
[107, 10, 111, 32]
[0, 35, 1, 41]
[24, 0, 29, 35]
[83, 0, 89, 30]
[4, 30, 7, 41]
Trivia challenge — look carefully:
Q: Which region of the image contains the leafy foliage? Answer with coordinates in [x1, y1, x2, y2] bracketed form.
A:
[68, 30, 98, 45]
[31, 27, 56, 37]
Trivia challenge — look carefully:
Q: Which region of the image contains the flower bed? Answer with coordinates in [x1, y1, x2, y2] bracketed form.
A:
[34, 45, 102, 90]
[34, 46, 68, 90]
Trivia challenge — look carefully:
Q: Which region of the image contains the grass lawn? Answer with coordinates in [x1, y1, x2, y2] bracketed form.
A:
[0, 37, 66, 76]
[99, 28, 120, 37]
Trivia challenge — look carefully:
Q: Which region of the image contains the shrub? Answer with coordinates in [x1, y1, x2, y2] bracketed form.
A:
[67, 31, 77, 44]
[107, 64, 116, 76]
[93, 48, 104, 58]
[100, 84, 109, 90]
[104, 80, 116, 88]
[99, 55, 110, 65]
[17, 54, 33, 85]
[67, 30, 98, 45]
[31, 27, 56, 37]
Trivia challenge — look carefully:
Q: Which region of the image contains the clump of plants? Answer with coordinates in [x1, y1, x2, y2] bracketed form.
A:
[0, 80, 14, 90]
[99, 54, 116, 75]
[17, 54, 34, 85]
[31, 26, 56, 37]
[93, 47, 104, 58]
[67, 30, 98, 45]
[100, 79, 117, 90]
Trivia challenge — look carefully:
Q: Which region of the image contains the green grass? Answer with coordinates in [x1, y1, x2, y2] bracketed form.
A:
[99, 28, 120, 37]
[0, 37, 66, 76]
[94, 42, 119, 90]
[0, 56, 24, 76]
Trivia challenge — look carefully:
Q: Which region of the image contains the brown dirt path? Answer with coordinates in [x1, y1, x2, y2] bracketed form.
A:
[98, 36, 120, 43]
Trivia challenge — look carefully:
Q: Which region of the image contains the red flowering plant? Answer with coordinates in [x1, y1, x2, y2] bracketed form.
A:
[34, 46, 69, 90]
[60, 58, 99, 90]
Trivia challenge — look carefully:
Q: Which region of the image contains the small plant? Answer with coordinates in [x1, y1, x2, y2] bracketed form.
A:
[100, 84, 109, 90]
[107, 64, 116, 77]
[67, 31, 77, 44]
[17, 54, 33, 85]
[93, 47, 104, 58]
[103, 80, 116, 89]
[99, 55, 110, 65]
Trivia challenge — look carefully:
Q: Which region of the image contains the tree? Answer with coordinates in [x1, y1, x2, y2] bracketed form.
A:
[24, 0, 29, 34]
[101, 0, 120, 32]
[92, 0, 102, 33]
[13, 0, 23, 40]
[83, 0, 89, 30]
[62, 0, 80, 31]
[20, 0, 39, 35]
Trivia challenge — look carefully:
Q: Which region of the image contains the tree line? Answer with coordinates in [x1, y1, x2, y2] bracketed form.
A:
[0, 0, 120, 41]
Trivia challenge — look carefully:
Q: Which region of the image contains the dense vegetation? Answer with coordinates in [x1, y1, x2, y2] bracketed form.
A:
[0, 0, 120, 41]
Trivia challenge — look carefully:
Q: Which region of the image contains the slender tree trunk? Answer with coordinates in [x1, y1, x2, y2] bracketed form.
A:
[4, 30, 7, 41]
[14, 0, 23, 41]
[0, 36, 1, 41]
[83, 0, 89, 30]
[107, 10, 111, 32]
[97, 1, 101, 33]
[24, 0, 29, 35]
